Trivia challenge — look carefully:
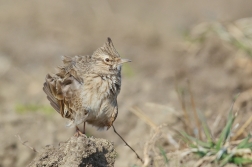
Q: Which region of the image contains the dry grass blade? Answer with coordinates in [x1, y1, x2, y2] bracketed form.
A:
[130, 106, 157, 130]
[194, 155, 216, 167]
[15, 135, 38, 153]
[232, 115, 252, 140]
[142, 124, 168, 167]
[175, 82, 192, 135]
[212, 114, 222, 138]
[187, 80, 202, 140]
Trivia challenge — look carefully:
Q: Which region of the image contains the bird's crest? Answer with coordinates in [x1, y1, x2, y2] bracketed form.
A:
[93, 37, 120, 58]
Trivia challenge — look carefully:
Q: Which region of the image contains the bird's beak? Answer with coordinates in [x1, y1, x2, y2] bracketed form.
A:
[118, 58, 131, 64]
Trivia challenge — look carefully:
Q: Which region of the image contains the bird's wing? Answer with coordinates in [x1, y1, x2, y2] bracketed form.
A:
[43, 56, 83, 119]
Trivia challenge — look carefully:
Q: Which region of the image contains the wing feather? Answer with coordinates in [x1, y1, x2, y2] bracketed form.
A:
[43, 56, 84, 119]
[43, 82, 60, 113]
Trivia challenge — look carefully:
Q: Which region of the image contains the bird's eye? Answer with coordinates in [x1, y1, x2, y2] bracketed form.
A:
[105, 58, 110, 62]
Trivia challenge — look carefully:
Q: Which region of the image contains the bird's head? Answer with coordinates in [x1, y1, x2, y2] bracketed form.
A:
[91, 38, 131, 75]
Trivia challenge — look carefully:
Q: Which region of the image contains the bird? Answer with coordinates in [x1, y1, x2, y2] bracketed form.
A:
[43, 37, 131, 136]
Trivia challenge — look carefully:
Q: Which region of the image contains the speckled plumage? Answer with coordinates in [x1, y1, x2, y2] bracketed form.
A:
[43, 38, 130, 131]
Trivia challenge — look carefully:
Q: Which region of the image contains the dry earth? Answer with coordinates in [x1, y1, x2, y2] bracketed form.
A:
[28, 136, 116, 167]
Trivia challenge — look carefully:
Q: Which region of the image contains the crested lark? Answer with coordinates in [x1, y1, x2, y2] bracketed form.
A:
[43, 38, 131, 135]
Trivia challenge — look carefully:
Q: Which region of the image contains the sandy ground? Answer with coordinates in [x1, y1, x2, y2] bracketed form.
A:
[1, 1, 252, 166]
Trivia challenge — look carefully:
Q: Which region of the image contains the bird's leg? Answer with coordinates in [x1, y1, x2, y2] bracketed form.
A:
[83, 122, 86, 134]
[74, 126, 86, 137]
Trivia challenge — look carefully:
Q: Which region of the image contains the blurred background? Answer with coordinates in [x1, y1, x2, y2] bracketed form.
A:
[1, 0, 252, 166]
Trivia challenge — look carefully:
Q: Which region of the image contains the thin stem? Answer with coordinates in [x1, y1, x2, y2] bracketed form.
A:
[112, 125, 144, 164]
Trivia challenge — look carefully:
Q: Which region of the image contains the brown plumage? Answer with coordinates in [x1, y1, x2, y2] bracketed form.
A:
[43, 38, 131, 134]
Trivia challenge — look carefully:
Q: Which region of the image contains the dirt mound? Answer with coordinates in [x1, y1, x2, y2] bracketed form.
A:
[28, 136, 116, 167]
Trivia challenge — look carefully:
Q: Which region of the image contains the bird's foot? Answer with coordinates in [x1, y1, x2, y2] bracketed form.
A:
[74, 126, 86, 137]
